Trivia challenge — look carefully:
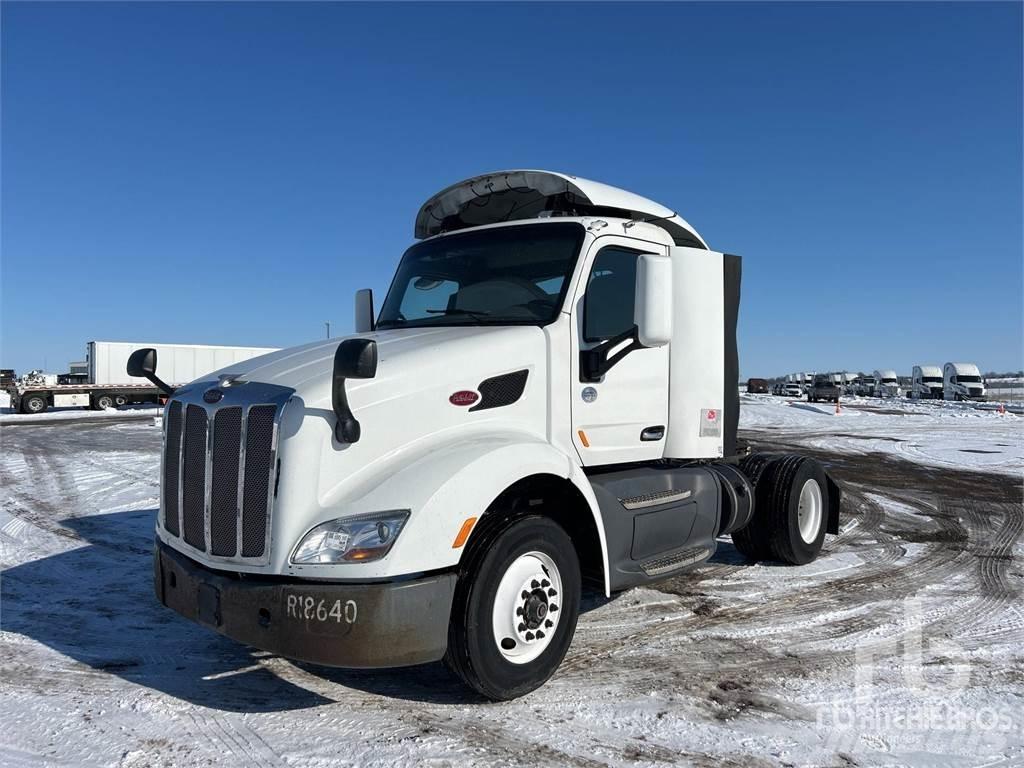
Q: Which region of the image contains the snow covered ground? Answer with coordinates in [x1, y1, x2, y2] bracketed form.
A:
[1, 405, 1021, 767]
[739, 393, 1023, 477]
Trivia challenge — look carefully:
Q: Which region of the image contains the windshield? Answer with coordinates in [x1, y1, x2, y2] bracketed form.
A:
[377, 223, 584, 330]
[922, 376, 942, 383]
[957, 375, 982, 383]
[882, 378, 897, 384]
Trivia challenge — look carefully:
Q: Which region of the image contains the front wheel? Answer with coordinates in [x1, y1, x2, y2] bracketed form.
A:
[445, 516, 581, 701]
[21, 394, 48, 414]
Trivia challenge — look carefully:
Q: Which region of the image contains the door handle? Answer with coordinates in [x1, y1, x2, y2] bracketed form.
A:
[640, 425, 665, 441]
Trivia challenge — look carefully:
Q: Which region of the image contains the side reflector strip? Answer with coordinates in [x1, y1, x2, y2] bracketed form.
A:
[452, 517, 478, 549]
[578, 430, 590, 448]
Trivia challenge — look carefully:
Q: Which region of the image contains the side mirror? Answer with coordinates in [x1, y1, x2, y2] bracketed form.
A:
[354, 288, 375, 333]
[332, 338, 378, 443]
[634, 253, 673, 347]
[127, 348, 157, 377]
[127, 348, 174, 395]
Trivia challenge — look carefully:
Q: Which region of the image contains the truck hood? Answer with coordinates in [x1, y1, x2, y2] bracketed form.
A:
[204, 325, 546, 407]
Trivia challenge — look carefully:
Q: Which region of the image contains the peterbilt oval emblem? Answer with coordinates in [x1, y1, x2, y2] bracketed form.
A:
[203, 388, 224, 403]
[449, 390, 479, 406]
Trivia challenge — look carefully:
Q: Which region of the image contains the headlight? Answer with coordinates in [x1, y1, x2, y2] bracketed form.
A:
[291, 510, 410, 564]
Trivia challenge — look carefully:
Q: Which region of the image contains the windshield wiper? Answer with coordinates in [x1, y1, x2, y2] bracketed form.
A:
[425, 308, 492, 322]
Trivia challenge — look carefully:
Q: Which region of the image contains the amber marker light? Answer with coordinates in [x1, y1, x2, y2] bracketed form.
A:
[452, 517, 478, 549]
[577, 430, 590, 448]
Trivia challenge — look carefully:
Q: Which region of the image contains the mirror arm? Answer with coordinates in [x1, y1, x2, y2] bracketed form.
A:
[580, 326, 644, 382]
[147, 374, 175, 397]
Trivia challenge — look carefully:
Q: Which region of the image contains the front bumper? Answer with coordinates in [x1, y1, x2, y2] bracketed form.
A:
[154, 540, 457, 668]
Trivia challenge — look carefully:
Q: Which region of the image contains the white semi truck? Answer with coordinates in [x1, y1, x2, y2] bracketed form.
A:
[8, 341, 277, 414]
[872, 369, 901, 398]
[943, 362, 986, 401]
[910, 365, 943, 400]
[139, 170, 842, 700]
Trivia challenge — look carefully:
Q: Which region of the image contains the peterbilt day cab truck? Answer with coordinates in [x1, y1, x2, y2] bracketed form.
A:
[910, 365, 943, 400]
[944, 362, 986, 401]
[8, 341, 278, 414]
[138, 171, 841, 700]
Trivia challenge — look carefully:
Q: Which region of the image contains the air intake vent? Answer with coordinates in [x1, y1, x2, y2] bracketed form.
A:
[470, 369, 529, 412]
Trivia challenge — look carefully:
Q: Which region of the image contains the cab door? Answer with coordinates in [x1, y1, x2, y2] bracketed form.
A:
[570, 237, 669, 466]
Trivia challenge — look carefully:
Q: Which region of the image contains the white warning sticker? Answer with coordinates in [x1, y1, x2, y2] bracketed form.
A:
[700, 408, 722, 437]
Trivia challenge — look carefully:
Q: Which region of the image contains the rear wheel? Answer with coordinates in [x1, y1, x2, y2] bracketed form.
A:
[445, 515, 581, 701]
[113, 394, 128, 407]
[92, 393, 115, 410]
[732, 455, 830, 565]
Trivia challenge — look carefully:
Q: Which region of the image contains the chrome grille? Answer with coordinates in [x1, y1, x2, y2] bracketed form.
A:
[241, 405, 276, 558]
[161, 386, 289, 565]
[181, 404, 208, 550]
[162, 401, 183, 536]
[210, 407, 242, 556]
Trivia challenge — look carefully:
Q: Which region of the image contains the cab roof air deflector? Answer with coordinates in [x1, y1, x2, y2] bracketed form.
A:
[415, 170, 708, 249]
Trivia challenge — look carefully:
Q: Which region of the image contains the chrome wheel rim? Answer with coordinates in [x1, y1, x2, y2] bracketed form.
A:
[492, 551, 562, 664]
[797, 478, 823, 543]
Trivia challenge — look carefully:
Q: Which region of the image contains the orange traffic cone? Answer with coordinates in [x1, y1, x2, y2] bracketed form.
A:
[835, 400, 842, 415]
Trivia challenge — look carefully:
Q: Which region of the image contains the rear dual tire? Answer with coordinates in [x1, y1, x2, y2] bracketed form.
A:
[445, 516, 581, 701]
[731, 455, 830, 565]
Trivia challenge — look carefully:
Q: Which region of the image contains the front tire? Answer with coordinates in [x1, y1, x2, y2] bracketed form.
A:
[445, 516, 581, 701]
[21, 394, 48, 414]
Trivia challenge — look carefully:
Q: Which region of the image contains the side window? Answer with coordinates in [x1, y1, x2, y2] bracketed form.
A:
[583, 247, 638, 342]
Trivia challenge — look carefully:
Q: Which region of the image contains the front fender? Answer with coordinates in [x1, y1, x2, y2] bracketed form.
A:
[286, 432, 610, 591]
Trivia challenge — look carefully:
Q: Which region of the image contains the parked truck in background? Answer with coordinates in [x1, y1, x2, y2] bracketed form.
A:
[7, 341, 278, 414]
[746, 377, 769, 394]
[808, 373, 841, 403]
[944, 362, 986, 401]
[872, 369, 901, 398]
[140, 170, 842, 700]
[910, 365, 943, 399]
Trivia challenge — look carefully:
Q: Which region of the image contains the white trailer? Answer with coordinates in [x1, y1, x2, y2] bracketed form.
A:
[910, 365, 943, 399]
[872, 369, 901, 398]
[943, 362, 986, 401]
[8, 341, 278, 414]
[144, 170, 842, 700]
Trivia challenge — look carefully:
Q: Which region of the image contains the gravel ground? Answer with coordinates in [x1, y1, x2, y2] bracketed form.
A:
[1, 415, 1021, 767]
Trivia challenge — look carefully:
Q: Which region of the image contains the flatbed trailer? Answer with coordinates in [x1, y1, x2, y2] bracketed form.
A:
[7, 382, 171, 414]
[7, 341, 278, 414]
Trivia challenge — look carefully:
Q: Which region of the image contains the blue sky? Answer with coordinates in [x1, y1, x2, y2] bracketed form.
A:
[2, 2, 1021, 377]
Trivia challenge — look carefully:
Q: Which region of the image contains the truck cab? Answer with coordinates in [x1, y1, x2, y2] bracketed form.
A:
[872, 369, 901, 398]
[910, 365, 943, 399]
[141, 170, 841, 700]
[944, 362, 986, 401]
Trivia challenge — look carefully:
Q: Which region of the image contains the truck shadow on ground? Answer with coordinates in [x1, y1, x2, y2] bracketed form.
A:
[3, 508, 629, 708]
[2, 509, 336, 712]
